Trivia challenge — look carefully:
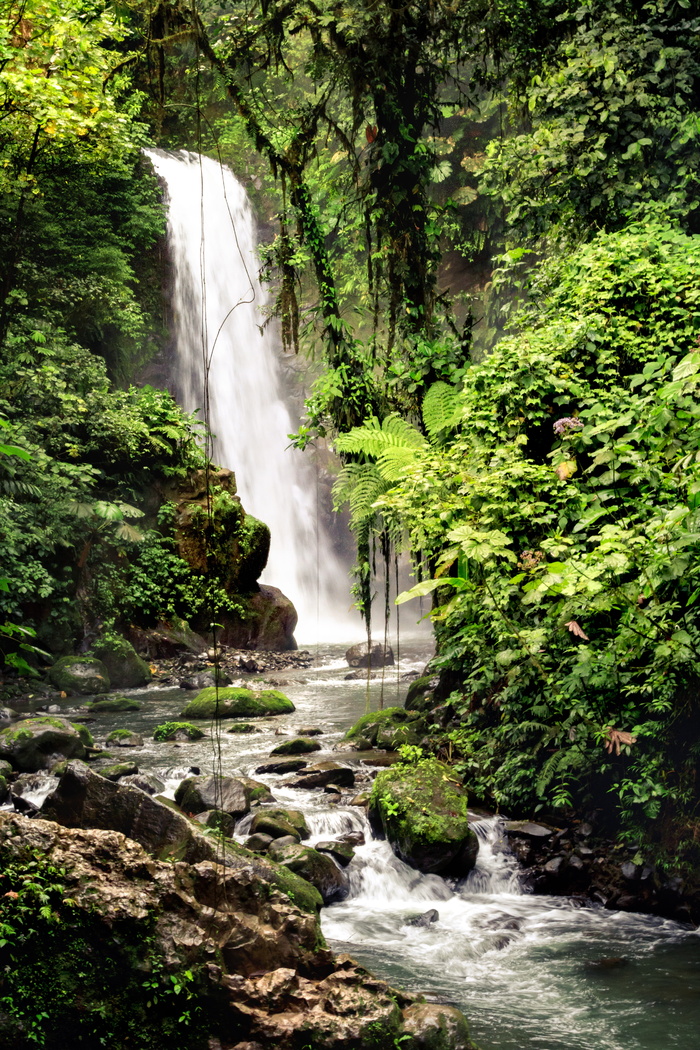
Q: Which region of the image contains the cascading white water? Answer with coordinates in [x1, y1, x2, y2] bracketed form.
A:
[145, 149, 356, 642]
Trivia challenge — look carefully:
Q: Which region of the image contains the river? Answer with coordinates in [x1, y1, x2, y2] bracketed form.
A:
[76, 638, 700, 1050]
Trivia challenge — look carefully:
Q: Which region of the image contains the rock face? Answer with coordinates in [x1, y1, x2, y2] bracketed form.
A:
[345, 641, 395, 668]
[90, 634, 152, 689]
[181, 686, 295, 720]
[47, 655, 110, 695]
[218, 584, 298, 651]
[370, 758, 478, 876]
[0, 716, 91, 772]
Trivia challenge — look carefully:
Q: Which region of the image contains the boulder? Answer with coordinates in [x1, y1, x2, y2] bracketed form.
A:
[0, 811, 453, 1050]
[344, 707, 425, 751]
[195, 809, 236, 836]
[253, 807, 310, 839]
[267, 841, 349, 904]
[399, 1003, 476, 1050]
[105, 730, 144, 748]
[118, 773, 165, 795]
[126, 618, 208, 659]
[179, 669, 232, 691]
[152, 721, 205, 742]
[47, 656, 110, 696]
[250, 813, 303, 842]
[245, 832, 274, 853]
[0, 716, 91, 772]
[175, 774, 269, 818]
[255, 756, 309, 775]
[181, 686, 294, 720]
[405, 909, 439, 928]
[90, 635, 151, 689]
[270, 737, 322, 756]
[288, 761, 356, 789]
[93, 761, 139, 781]
[404, 674, 440, 712]
[86, 696, 142, 713]
[369, 758, 478, 876]
[217, 584, 298, 652]
[315, 840, 355, 867]
[345, 642, 394, 669]
[226, 722, 259, 734]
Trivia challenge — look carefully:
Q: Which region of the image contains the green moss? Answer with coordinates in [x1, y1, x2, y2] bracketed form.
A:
[370, 758, 469, 845]
[344, 706, 424, 749]
[225, 722, 257, 734]
[181, 686, 294, 720]
[270, 736, 322, 756]
[152, 722, 205, 742]
[87, 696, 142, 713]
[47, 655, 111, 696]
[268, 862, 324, 917]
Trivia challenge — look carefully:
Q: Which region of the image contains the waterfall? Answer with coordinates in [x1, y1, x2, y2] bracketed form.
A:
[145, 149, 356, 642]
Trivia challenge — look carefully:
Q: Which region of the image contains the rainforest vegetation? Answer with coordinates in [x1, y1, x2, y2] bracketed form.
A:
[3, 0, 700, 866]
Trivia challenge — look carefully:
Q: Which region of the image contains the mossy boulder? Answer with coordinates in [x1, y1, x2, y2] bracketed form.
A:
[267, 841, 349, 904]
[105, 730, 144, 748]
[87, 696, 142, 713]
[175, 774, 271, 818]
[250, 813, 303, 842]
[344, 707, 425, 751]
[94, 761, 139, 781]
[252, 807, 310, 839]
[270, 737, 322, 756]
[226, 723, 258, 734]
[369, 758, 478, 876]
[90, 634, 151, 689]
[47, 656, 110, 696]
[181, 686, 294, 720]
[404, 674, 440, 712]
[152, 722, 205, 742]
[399, 1002, 476, 1050]
[0, 716, 91, 772]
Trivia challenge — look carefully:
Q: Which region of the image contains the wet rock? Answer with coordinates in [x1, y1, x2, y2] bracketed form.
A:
[314, 840, 355, 867]
[152, 721, 205, 742]
[350, 791, 371, 807]
[195, 809, 236, 836]
[369, 758, 478, 877]
[255, 756, 309, 775]
[621, 861, 641, 881]
[270, 737, 322, 756]
[181, 686, 294, 720]
[345, 642, 394, 669]
[404, 674, 440, 712]
[90, 635, 151, 689]
[288, 762, 356, 790]
[0, 716, 91, 772]
[343, 707, 425, 751]
[544, 855, 566, 876]
[226, 723, 259, 734]
[118, 773, 165, 796]
[105, 730, 144, 749]
[47, 656, 110, 696]
[244, 832, 273, 853]
[268, 842, 349, 904]
[340, 831, 365, 847]
[296, 726, 322, 736]
[399, 1002, 475, 1050]
[250, 807, 309, 840]
[405, 909, 439, 928]
[93, 761, 139, 781]
[344, 670, 379, 680]
[175, 775, 266, 819]
[250, 813, 303, 842]
[179, 669, 232, 691]
[86, 695, 142, 713]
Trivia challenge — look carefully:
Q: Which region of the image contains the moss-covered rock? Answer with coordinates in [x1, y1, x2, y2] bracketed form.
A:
[152, 722, 205, 742]
[105, 730, 144, 748]
[267, 841, 349, 904]
[226, 722, 258, 734]
[175, 774, 271, 818]
[181, 686, 294, 720]
[404, 674, 440, 712]
[47, 656, 110, 696]
[344, 707, 426, 751]
[369, 758, 478, 876]
[270, 736, 322, 756]
[94, 761, 139, 781]
[253, 807, 310, 838]
[87, 696, 142, 713]
[399, 1002, 476, 1050]
[90, 634, 151, 689]
[0, 716, 90, 772]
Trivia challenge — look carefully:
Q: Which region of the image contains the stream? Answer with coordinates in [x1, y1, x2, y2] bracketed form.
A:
[55, 638, 700, 1050]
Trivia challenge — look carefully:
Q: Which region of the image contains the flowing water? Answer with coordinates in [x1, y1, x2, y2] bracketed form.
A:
[61, 641, 700, 1050]
[145, 148, 353, 640]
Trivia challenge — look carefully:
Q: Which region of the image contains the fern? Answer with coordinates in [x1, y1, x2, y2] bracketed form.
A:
[334, 414, 427, 459]
[422, 381, 461, 441]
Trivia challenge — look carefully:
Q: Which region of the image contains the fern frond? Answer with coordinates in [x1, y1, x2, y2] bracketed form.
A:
[422, 382, 461, 440]
[334, 414, 427, 459]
